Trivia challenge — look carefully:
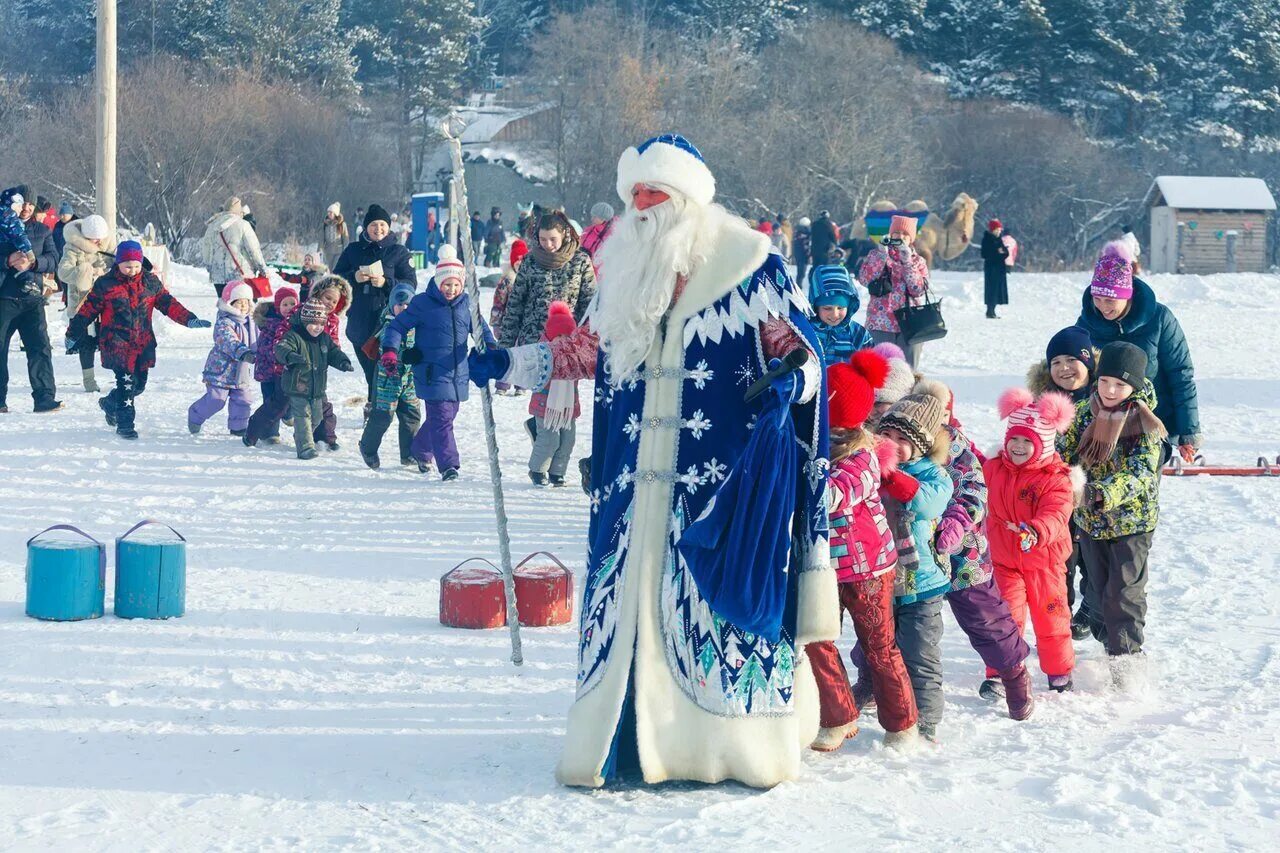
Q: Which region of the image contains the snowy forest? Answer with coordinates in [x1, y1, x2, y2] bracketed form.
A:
[0, 0, 1277, 266]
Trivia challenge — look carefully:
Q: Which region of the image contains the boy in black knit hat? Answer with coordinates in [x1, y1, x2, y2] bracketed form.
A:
[274, 299, 354, 459]
[1060, 341, 1166, 689]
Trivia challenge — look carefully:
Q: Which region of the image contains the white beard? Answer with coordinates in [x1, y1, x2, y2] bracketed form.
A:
[590, 194, 707, 386]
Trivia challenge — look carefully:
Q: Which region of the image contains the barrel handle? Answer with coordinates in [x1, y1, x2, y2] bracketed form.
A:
[118, 519, 187, 543]
[28, 524, 103, 548]
[441, 556, 501, 582]
[515, 551, 573, 609]
[27, 525, 106, 587]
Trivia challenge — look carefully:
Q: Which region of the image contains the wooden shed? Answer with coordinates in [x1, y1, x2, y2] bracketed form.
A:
[1145, 176, 1276, 274]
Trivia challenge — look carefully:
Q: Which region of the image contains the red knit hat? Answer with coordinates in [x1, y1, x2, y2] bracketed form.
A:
[274, 286, 298, 310]
[544, 300, 576, 340]
[988, 218, 1002, 231]
[827, 349, 891, 430]
[509, 238, 529, 268]
[997, 388, 1075, 463]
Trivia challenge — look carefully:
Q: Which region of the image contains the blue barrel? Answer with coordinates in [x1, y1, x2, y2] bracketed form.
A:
[114, 521, 186, 619]
[25, 525, 106, 621]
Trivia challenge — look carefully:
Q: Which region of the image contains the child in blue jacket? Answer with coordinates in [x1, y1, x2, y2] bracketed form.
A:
[380, 245, 495, 481]
[810, 264, 872, 366]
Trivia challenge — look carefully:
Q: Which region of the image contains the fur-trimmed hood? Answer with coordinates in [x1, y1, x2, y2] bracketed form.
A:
[308, 273, 351, 317]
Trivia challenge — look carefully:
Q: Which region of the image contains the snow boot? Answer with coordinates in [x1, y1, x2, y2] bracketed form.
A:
[325, 440, 340, 451]
[265, 435, 281, 445]
[82, 369, 99, 393]
[1001, 664, 1035, 721]
[810, 721, 858, 752]
[548, 474, 567, 487]
[417, 460, 432, 474]
[1048, 675, 1074, 693]
[34, 399, 63, 413]
[188, 422, 201, 435]
[361, 449, 380, 470]
[242, 434, 256, 447]
[978, 679, 1005, 702]
[851, 674, 876, 712]
[297, 448, 319, 460]
[0, 405, 8, 414]
[98, 397, 116, 427]
[230, 428, 246, 437]
[884, 724, 920, 750]
[441, 468, 459, 482]
[117, 426, 139, 440]
[529, 471, 548, 487]
[400, 456, 415, 466]
[917, 722, 939, 742]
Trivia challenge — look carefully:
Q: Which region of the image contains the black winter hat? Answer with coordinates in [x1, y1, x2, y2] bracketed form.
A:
[1097, 341, 1147, 387]
[363, 204, 391, 229]
[1046, 326, 1095, 370]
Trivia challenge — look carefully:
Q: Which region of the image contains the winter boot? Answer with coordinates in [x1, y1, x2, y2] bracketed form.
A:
[1048, 675, 1074, 693]
[400, 456, 415, 466]
[361, 449, 380, 470]
[325, 440, 340, 451]
[1070, 608, 1093, 640]
[917, 722, 939, 742]
[82, 368, 99, 393]
[851, 674, 876, 712]
[810, 721, 858, 752]
[417, 460, 432, 475]
[441, 468, 459, 482]
[978, 679, 1005, 702]
[230, 428, 246, 437]
[883, 724, 920, 750]
[242, 434, 256, 447]
[529, 471, 549, 487]
[1001, 664, 1035, 721]
[116, 425, 139, 440]
[0, 405, 8, 414]
[98, 397, 116, 427]
[188, 422, 201, 435]
[548, 474, 567, 487]
[34, 399, 63, 413]
[298, 448, 319, 460]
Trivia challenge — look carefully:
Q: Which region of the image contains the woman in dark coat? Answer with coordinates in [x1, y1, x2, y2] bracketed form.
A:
[333, 204, 417, 399]
[497, 211, 595, 348]
[980, 219, 1009, 319]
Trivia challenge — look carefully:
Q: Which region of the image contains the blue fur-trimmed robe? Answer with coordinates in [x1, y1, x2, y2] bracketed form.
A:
[510, 213, 839, 788]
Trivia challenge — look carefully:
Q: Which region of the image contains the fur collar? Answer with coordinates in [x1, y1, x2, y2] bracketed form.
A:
[62, 218, 116, 256]
[669, 206, 771, 322]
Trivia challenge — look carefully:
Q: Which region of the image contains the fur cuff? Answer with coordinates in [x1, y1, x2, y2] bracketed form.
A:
[505, 342, 552, 390]
[795, 565, 840, 645]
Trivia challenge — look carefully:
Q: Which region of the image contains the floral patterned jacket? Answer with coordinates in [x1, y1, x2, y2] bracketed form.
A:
[856, 246, 929, 333]
[938, 424, 994, 590]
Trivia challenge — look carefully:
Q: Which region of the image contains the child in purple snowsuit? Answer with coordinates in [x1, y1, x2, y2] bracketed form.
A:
[913, 378, 1036, 721]
[188, 280, 258, 435]
[379, 248, 495, 481]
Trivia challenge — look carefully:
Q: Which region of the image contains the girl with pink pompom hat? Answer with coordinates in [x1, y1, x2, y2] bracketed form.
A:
[982, 388, 1080, 697]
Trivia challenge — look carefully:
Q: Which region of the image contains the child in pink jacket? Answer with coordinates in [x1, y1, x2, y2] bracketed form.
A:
[807, 349, 920, 751]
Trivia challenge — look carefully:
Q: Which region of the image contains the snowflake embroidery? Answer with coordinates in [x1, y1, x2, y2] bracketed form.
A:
[678, 465, 706, 493]
[602, 483, 614, 504]
[685, 410, 712, 440]
[688, 360, 714, 390]
[623, 413, 642, 442]
[590, 489, 602, 513]
[595, 385, 614, 406]
[703, 459, 727, 484]
[615, 465, 634, 492]
[735, 364, 757, 387]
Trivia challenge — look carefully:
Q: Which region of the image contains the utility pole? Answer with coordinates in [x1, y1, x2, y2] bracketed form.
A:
[96, 0, 117, 230]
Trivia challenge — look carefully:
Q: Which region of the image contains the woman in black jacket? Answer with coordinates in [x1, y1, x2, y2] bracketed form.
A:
[980, 219, 1009, 319]
[334, 204, 417, 399]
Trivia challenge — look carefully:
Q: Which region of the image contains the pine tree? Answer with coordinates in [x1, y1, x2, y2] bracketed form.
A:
[657, 0, 804, 47]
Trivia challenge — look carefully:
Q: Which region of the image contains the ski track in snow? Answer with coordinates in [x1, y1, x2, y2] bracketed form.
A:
[0, 267, 1277, 850]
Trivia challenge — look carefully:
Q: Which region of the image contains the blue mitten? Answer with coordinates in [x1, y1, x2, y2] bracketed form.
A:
[468, 348, 511, 387]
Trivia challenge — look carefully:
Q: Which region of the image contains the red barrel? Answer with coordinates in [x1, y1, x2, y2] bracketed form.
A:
[513, 552, 574, 627]
[439, 559, 507, 629]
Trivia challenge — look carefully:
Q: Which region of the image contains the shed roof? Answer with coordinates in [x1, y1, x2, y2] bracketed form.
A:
[1145, 176, 1276, 211]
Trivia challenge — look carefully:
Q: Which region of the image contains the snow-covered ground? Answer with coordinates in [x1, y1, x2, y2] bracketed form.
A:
[1, 265, 1277, 850]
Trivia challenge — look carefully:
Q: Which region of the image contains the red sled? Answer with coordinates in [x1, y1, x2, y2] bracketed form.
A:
[244, 275, 273, 300]
[1162, 455, 1280, 478]
[438, 553, 575, 630]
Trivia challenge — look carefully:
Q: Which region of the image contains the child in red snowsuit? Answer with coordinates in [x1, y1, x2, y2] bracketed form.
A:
[806, 349, 920, 751]
[983, 388, 1078, 691]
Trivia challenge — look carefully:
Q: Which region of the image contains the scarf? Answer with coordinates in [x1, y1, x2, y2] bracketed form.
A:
[1078, 390, 1167, 467]
[882, 493, 919, 600]
[529, 232, 579, 271]
[542, 378, 576, 431]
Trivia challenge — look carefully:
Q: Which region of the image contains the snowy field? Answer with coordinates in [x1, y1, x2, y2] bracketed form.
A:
[1, 263, 1278, 851]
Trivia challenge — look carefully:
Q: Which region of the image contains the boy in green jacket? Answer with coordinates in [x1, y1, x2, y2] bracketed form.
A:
[1060, 341, 1165, 688]
[275, 299, 354, 459]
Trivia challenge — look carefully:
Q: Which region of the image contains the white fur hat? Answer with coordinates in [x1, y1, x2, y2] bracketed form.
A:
[81, 214, 110, 240]
[615, 134, 716, 207]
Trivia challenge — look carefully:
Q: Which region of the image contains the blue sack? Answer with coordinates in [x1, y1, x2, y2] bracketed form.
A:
[677, 397, 797, 643]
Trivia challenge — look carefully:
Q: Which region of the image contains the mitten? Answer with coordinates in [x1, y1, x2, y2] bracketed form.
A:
[187, 318, 212, 329]
[468, 348, 511, 386]
[380, 350, 399, 375]
[934, 516, 966, 555]
[240, 350, 257, 363]
[882, 469, 919, 503]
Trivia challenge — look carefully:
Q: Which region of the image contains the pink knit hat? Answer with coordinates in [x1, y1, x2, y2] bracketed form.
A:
[889, 214, 918, 240]
[1090, 240, 1135, 300]
[998, 388, 1075, 463]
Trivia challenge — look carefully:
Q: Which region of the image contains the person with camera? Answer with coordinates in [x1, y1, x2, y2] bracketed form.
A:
[857, 214, 930, 368]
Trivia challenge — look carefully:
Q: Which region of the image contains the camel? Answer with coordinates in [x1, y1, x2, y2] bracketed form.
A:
[851, 193, 979, 268]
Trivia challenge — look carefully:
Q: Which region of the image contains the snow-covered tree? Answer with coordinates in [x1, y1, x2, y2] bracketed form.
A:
[656, 0, 805, 47]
